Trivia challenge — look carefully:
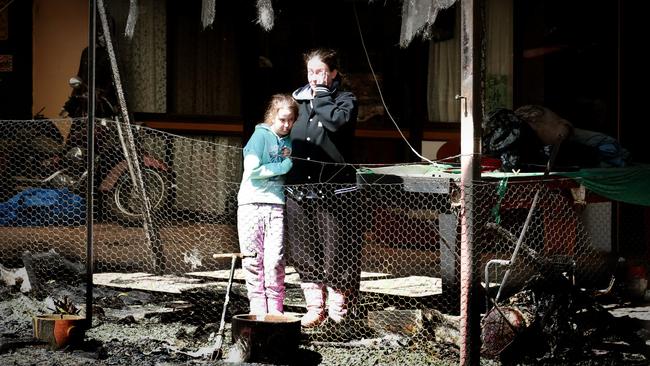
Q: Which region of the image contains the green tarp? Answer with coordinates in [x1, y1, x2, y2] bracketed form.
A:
[358, 164, 650, 206]
[561, 165, 650, 207]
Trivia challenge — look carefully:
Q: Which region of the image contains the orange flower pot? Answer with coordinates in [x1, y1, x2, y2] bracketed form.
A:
[32, 314, 86, 349]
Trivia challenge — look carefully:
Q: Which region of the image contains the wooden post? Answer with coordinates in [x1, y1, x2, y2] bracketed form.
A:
[459, 0, 482, 364]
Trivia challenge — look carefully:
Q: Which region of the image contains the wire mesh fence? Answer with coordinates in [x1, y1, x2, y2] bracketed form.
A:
[0, 117, 624, 363]
[473, 177, 619, 362]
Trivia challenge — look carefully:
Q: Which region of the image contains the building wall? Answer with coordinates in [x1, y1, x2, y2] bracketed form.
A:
[32, 0, 87, 135]
[0, 0, 32, 119]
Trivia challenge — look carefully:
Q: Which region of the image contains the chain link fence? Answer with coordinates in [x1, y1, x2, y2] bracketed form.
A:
[0, 117, 627, 363]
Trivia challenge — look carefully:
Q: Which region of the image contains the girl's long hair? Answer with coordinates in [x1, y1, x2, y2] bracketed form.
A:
[263, 94, 298, 124]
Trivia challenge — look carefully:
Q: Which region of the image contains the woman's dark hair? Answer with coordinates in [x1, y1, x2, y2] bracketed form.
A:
[303, 48, 339, 71]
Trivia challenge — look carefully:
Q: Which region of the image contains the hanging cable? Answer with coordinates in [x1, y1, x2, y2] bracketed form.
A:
[0, 0, 15, 14]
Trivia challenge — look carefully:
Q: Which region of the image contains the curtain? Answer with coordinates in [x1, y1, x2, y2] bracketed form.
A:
[111, 0, 167, 113]
[170, 2, 240, 116]
[427, 0, 513, 123]
[485, 0, 513, 113]
[109, 0, 240, 116]
[173, 135, 242, 213]
[427, 8, 460, 123]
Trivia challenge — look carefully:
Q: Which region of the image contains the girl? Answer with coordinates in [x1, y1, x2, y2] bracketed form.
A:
[237, 94, 297, 315]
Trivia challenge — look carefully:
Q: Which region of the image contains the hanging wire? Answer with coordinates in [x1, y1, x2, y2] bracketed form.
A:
[352, 1, 440, 165]
[0, 0, 15, 14]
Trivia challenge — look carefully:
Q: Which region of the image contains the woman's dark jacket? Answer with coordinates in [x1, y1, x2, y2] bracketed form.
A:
[287, 78, 358, 186]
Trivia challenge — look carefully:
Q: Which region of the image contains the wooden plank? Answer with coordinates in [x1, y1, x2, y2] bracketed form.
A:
[187, 266, 392, 285]
[93, 271, 436, 299]
[359, 276, 442, 297]
[93, 272, 223, 294]
[186, 267, 299, 283]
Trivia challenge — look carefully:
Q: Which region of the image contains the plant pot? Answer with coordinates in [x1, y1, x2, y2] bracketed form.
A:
[32, 314, 86, 349]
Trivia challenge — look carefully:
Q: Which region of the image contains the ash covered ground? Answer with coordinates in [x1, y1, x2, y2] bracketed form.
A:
[2, 274, 650, 365]
[0, 281, 464, 366]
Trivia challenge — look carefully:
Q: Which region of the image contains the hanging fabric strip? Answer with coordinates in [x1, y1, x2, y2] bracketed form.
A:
[201, 0, 216, 29]
[400, 0, 457, 47]
[256, 0, 274, 31]
[124, 0, 138, 39]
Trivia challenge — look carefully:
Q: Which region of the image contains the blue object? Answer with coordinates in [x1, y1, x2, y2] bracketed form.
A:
[0, 188, 86, 226]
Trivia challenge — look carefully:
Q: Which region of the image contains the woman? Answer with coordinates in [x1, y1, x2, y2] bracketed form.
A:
[286, 48, 361, 327]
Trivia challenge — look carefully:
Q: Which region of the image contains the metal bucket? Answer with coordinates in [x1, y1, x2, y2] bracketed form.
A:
[231, 313, 301, 363]
[481, 306, 530, 358]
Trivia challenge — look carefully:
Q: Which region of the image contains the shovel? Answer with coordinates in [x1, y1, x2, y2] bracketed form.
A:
[209, 252, 256, 361]
[495, 143, 561, 303]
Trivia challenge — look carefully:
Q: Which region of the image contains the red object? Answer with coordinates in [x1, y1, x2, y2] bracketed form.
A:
[54, 318, 81, 347]
[436, 140, 460, 160]
[627, 265, 647, 280]
[480, 156, 502, 172]
[33, 314, 85, 350]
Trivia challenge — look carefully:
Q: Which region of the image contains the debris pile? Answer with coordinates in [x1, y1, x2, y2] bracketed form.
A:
[481, 272, 650, 365]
